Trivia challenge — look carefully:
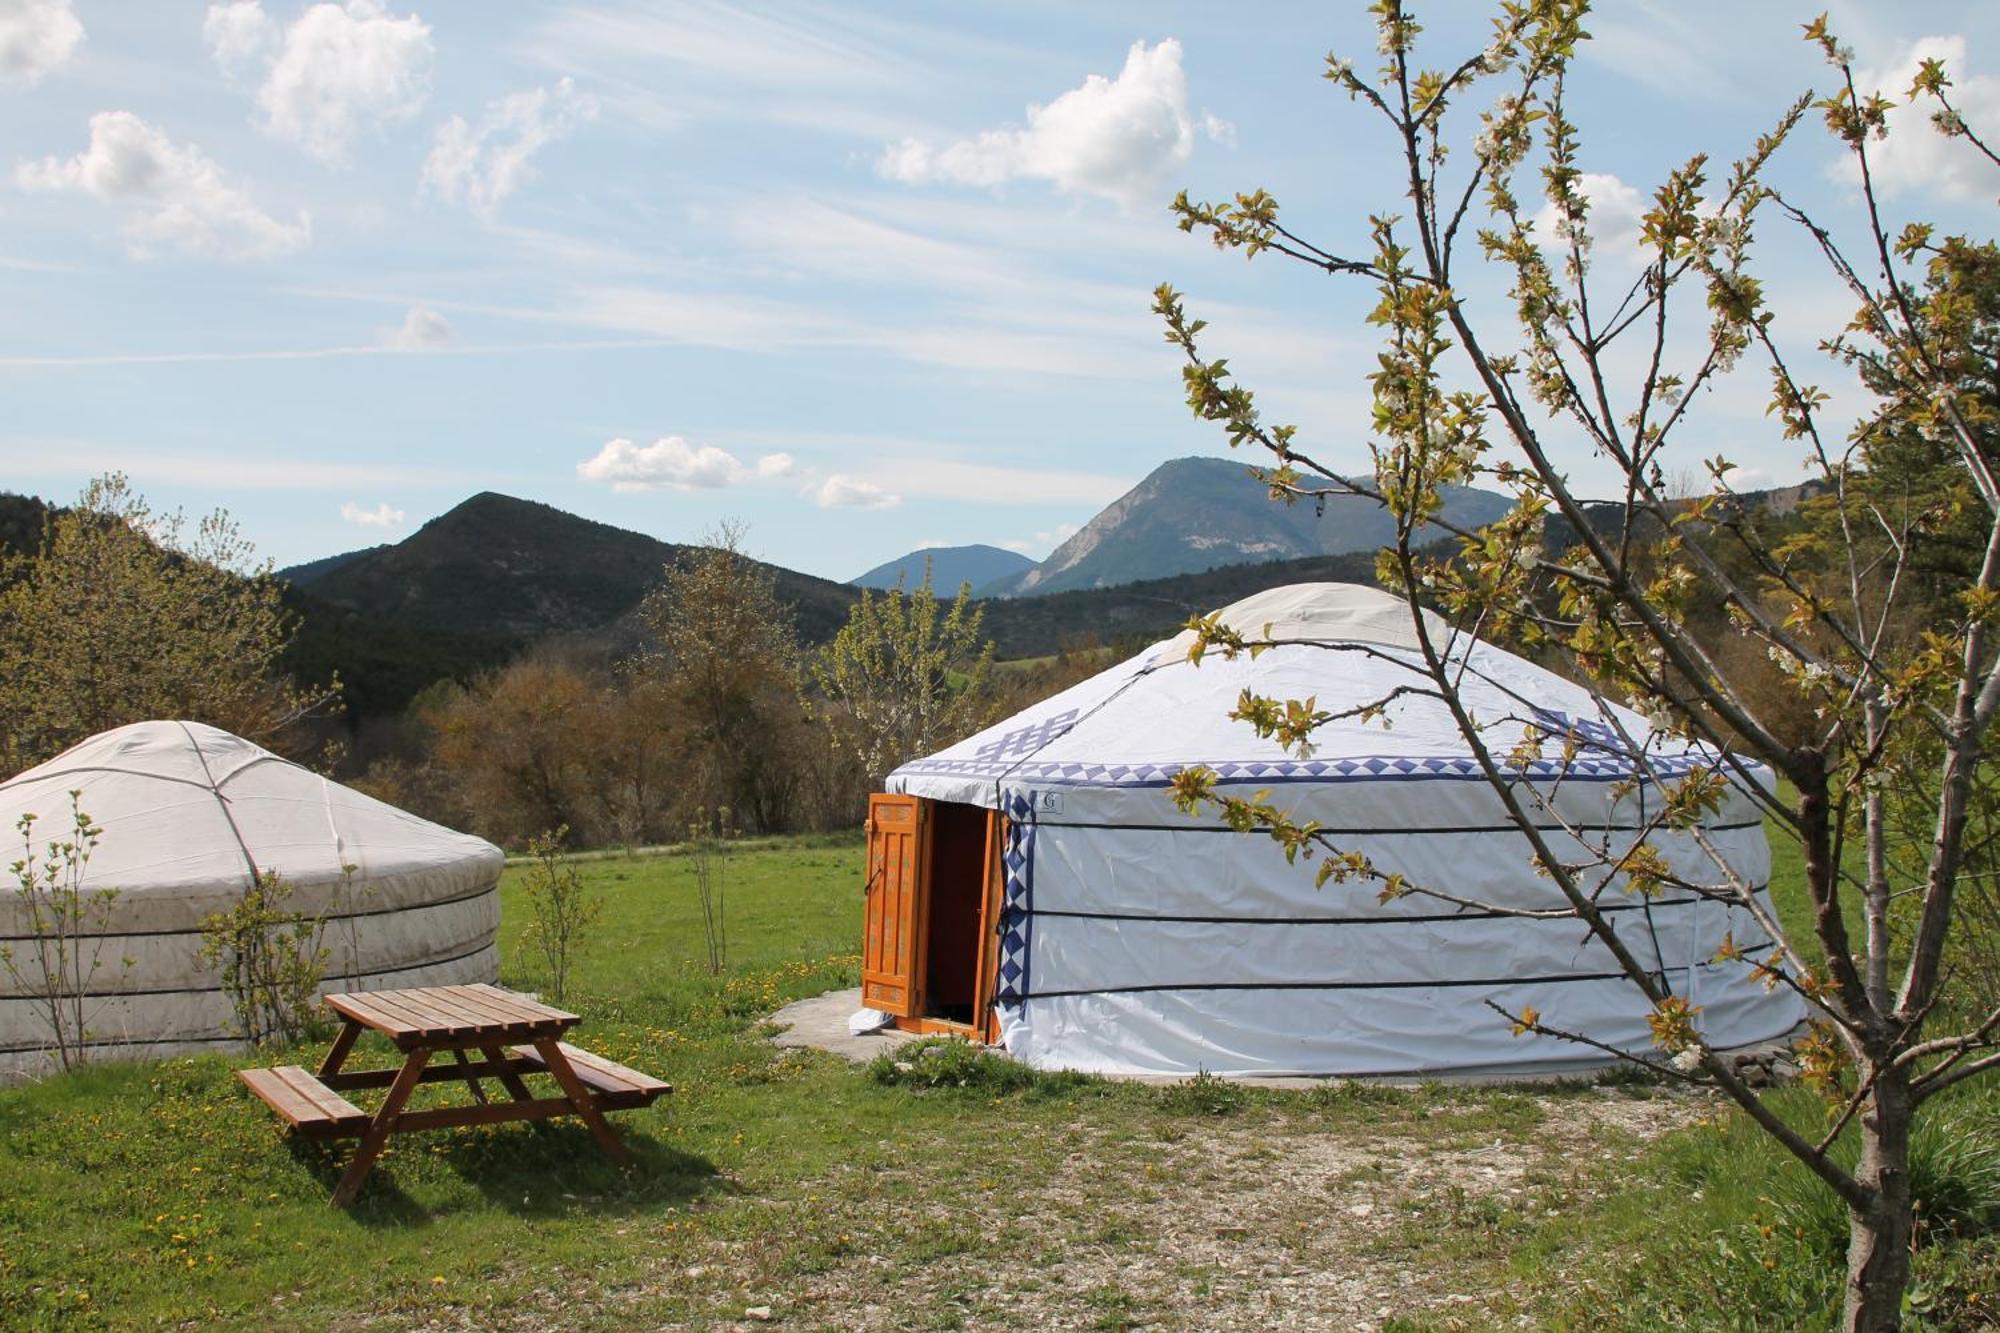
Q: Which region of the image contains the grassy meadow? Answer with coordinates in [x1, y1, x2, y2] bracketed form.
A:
[0, 830, 1994, 1329]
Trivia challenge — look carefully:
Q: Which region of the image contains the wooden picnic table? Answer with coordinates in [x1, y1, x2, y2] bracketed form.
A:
[237, 983, 670, 1207]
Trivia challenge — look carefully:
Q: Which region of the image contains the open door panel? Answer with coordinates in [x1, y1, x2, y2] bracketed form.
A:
[973, 808, 1006, 1044]
[861, 793, 926, 1016]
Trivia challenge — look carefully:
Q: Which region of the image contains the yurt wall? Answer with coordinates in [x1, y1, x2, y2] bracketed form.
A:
[0, 721, 503, 1080]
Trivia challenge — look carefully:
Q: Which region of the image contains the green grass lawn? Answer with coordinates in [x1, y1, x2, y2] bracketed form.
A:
[0, 828, 1994, 1330]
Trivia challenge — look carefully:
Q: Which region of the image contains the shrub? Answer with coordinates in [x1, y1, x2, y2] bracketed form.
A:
[197, 869, 329, 1048]
[0, 794, 128, 1071]
[1766, 1097, 2000, 1261]
[687, 806, 734, 976]
[867, 1037, 1065, 1096]
[1524, 1083, 2000, 1328]
[519, 827, 600, 1004]
[1157, 1069, 1246, 1117]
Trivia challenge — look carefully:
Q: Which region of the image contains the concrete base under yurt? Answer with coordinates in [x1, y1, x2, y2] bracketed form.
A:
[0, 721, 503, 1081]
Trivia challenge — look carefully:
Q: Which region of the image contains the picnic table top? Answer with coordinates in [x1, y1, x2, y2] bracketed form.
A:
[323, 983, 580, 1043]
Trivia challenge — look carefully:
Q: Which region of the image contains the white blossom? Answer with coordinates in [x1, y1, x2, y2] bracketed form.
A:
[1670, 1047, 1704, 1073]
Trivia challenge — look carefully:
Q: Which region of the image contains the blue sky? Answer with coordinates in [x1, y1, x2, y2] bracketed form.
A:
[2, 1, 1997, 581]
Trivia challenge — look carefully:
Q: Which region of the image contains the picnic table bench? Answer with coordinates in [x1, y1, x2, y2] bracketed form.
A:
[237, 983, 670, 1206]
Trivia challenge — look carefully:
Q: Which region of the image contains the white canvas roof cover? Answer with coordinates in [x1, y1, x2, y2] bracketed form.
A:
[1, 721, 504, 1075]
[888, 582, 1803, 1077]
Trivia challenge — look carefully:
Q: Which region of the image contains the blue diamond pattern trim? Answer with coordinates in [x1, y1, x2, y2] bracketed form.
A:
[996, 792, 1035, 1006]
[891, 751, 1717, 787]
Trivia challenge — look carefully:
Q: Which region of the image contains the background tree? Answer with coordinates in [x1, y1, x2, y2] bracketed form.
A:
[0, 474, 335, 773]
[1160, 6, 2000, 1328]
[425, 651, 607, 847]
[810, 564, 995, 788]
[634, 523, 807, 832]
[1808, 237, 2000, 1023]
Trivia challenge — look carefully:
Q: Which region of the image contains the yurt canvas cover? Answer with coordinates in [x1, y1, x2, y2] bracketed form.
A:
[0, 721, 503, 1076]
[872, 583, 1805, 1077]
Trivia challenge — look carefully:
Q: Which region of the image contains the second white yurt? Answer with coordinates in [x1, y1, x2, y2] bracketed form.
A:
[0, 721, 503, 1078]
[861, 582, 1804, 1077]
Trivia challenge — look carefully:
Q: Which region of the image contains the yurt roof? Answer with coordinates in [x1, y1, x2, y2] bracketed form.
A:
[893, 582, 1713, 801]
[0, 721, 502, 897]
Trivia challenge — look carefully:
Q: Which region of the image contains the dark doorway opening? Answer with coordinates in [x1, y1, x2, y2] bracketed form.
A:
[922, 801, 989, 1025]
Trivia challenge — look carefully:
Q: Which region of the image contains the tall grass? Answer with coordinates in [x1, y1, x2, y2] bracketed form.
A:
[1515, 1068, 2000, 1328]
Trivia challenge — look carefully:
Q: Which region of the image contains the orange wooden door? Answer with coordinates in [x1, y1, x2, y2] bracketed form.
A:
[972, 809, 1005, 1043]
[861, 793, 927, 1016]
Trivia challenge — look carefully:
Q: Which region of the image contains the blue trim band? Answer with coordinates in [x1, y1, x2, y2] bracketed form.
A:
[895, 751, 1726, 789]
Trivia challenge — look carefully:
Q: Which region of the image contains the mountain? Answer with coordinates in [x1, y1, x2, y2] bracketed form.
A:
[277, 545, 386, 586]
[302, 492, 860, 643]
[850, 543, 1034, 593]
[0, 492, 52, 558]
[981, 456, 1515, 597]
[977, 546, 1399, 659]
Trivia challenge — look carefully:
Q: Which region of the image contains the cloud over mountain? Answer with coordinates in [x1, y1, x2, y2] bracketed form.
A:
[578, 436, 793, 492]
[813, 475, 900, 509]
[339, 500, 404, 527]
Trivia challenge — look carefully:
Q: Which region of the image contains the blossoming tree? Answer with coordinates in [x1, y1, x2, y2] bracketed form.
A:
[1157, 4, 2000, 1328]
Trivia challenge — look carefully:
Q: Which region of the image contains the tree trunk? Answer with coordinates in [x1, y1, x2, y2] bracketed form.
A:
[1843, 1067, 1915, 1332]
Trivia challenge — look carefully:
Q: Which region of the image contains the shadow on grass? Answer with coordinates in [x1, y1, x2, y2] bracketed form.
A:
[287, 1121, 721, 1226]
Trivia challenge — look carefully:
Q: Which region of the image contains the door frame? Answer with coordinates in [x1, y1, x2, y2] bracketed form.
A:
[971, 808, 1005, 1044]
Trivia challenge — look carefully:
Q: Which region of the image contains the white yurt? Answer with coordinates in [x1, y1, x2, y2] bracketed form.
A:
[0, 721, 503, 1078]
[864, 582, 1804, 1077]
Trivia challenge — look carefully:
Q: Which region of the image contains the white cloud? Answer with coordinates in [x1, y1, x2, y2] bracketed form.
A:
[16, 111, 310, 260]
[339, 500, 404, 527]
[0, 440, 456, 490]
[1001, 521, 1080, 556]
[878, 38, 1209, 207]
[694, 435, 1137, 506]
[203, 1, 275, 77]
[0, 0, 81, 84]
[577, 435, 791, 492]
[1530, 171, 1649, 263]
[423, 77, 595, 219]
[857, 458, 1126, 506]
[378, 303, 453, 348]
[251, 0, 433, 164]
[1839, 35, 2000, 201]
[1580, 2, 1738, 106]
[814, 474, 901, 510]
